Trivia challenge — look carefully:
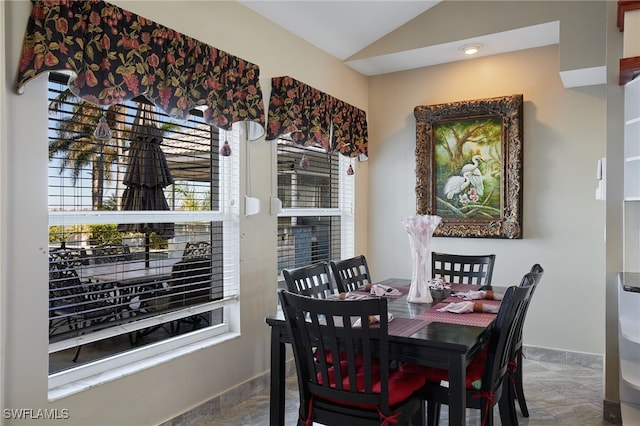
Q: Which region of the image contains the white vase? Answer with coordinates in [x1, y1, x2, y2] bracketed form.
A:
[401, 215, 442, 304]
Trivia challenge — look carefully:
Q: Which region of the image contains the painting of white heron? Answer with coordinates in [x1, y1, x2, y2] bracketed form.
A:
[414, 94, 523, 239]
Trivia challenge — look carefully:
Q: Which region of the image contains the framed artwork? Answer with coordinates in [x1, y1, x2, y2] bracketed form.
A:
[414, 94, 523, 238]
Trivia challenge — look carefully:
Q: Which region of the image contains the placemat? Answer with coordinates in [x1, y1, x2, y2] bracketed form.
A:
[416, 302, 496, 327]
[388, 317, 431, 337]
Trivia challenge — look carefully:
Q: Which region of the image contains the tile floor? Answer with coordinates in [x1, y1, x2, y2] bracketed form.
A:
[201, 358, 617, 426]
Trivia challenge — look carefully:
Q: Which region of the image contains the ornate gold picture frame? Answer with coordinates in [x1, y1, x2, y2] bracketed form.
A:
[414, 94, 523, 239]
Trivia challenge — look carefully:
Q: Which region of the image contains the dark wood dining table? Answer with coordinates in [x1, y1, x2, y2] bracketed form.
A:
[265, 278, 497, 426]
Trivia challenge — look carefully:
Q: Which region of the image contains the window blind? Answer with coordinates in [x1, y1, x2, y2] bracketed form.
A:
[276, 140, 354, 274]
[47, 73, 240, 377]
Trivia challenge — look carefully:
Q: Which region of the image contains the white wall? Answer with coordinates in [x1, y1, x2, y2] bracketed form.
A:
[367, 45, 607, 355]
[1, 1, 368, 424]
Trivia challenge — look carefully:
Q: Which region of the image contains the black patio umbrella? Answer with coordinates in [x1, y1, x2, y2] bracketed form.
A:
[118, 102, 175, 267]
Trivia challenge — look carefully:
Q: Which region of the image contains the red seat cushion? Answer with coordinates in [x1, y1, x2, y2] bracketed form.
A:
[403, 347, 488, 390]
[316, 360, 427, 408]
[314, 350, 368, 368]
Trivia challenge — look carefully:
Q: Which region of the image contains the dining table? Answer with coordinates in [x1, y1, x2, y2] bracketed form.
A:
[265, 278, 501, 426]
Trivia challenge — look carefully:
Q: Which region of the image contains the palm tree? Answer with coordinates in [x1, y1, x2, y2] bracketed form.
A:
[49, 88, 126, 210]
[50, 79, 196, 214]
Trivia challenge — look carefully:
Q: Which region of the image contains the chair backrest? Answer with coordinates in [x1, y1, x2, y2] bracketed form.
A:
[529, 263, 544, 287]
[278, 289, 392, 417]
[92, 244, 132, 264]
[169, 257, 214, 307]
[182, 241, 212, 259]
[50, 247, 90, 266]
[48, 252, 85, 318]
[283, 262, 334, 299]
[330, 255, 372, 293]
[431, 252, 496, 285]
[48, 252, 117, 327]
[482, 276, 533, 396]
[513, 264, 544, 351]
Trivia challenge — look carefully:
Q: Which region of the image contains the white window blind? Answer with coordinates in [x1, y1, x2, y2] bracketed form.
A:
[276, 140, 354, 274]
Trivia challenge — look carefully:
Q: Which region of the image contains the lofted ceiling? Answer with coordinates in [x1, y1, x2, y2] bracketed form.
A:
[238, 0, 561, 77]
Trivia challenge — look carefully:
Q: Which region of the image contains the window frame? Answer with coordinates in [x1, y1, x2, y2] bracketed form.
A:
[275, 139, 355, 277]
[46, 77, 241, 397]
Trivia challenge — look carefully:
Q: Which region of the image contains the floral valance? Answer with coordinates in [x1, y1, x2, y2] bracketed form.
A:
[266, 76, 368, 158]
[16, 0, 265, 139]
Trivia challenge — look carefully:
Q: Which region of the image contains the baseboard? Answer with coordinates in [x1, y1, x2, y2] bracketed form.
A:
[158, 359, 296, 426]
[522, 344, 603, 370]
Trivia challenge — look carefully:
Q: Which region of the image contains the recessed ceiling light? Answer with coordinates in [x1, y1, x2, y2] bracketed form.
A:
[461, 44, 482, 55]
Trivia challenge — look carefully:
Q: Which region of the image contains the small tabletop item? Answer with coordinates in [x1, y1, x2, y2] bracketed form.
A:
[370, 284, 402, 297]
[401, 214, 442, 304]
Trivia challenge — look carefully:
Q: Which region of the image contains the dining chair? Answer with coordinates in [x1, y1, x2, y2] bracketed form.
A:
[169, 256, 215, 333]
[431, 252, 496, 286]
[412, 275, 534, 426]
[182, 241, 212, 259]
[138, 256, 216, 336]
[48, 250, 119, 361]
[507, 263, 545, 422]
[283, 262, 335, 299]
[278, 289, 427, 426]
[330, 255, 372, 293]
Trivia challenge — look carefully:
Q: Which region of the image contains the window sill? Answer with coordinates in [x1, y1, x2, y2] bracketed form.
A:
[48, 330, 240, 401]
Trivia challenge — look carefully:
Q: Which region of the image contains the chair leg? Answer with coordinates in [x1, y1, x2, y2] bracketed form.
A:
[411, 401, 426, 426]
[72, 345, 82, 362]
[499, 389, 517, 426]
[426, 401, 440, 426]
[514, 351, 529, 417]
[481, 404, 494, 426]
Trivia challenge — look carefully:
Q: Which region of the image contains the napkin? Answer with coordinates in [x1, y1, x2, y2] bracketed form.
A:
[353, 312, 394, 327]
[370, 284, 402, 297]
[453, 290, 503, 301]
[437, 301, 499, 314]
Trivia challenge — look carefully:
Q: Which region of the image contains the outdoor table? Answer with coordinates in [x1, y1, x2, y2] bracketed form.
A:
[78, 258, 179, 285]
[78, 258, 181, 313]
[265, 278, 500, 426]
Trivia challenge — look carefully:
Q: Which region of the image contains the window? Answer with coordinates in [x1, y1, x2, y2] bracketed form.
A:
[276, 140, 354, 274]
[47, 74, 240, 386]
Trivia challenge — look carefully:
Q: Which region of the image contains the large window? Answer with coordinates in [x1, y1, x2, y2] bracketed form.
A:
[47, 74, 240, 385]
[276, 140, 354, 274]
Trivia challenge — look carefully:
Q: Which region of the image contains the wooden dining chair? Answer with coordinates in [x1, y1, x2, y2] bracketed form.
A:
[431, 252, 496, 286]
[278, 289, 427, 426]
[330, 255, 372, 293]
[283, 262, 335, 299]
[411, 275, 534, 426]
[506, 263, 545, 422]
